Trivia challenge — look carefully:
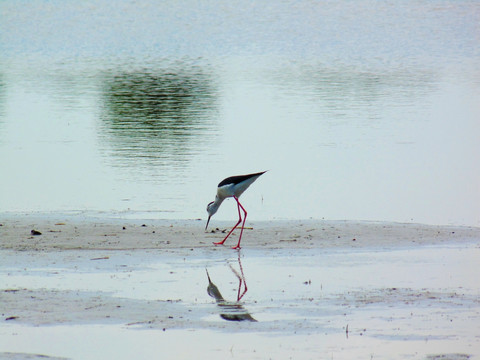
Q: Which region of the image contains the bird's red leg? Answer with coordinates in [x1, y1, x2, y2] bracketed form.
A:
[231, 197, 247, 250]
[213, 198, 242, 246]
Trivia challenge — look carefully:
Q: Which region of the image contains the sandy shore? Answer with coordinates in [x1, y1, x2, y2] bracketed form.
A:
[1, 212, 478, 251]
[1, 213, 479, 359]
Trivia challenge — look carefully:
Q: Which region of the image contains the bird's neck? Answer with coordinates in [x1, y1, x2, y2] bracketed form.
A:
[213, 195, 224, 207]
[208, 196, 223, 217]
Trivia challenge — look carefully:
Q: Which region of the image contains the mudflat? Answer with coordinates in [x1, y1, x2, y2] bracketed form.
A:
[1, 214, 479, 360]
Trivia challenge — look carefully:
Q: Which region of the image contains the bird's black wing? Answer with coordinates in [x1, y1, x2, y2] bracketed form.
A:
[218, 171, 267, 187]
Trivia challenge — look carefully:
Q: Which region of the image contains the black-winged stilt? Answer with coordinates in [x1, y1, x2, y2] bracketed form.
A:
[205, 171, 266, 249]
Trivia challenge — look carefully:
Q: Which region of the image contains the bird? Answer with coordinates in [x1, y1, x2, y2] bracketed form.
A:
[205, 171, 266, 249]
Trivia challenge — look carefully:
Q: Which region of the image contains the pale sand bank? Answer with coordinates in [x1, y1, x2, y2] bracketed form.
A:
[1, 213, 478, 251]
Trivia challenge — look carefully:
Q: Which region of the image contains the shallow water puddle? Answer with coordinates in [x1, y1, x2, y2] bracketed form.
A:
[1, 244, 479, 359]
[0, 323, 475, 360]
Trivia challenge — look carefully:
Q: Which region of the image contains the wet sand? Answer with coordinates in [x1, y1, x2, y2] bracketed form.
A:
[1, 214, 479, 359]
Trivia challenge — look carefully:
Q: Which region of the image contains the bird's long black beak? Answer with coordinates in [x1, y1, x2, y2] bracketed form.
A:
[205, 215, 212, 232]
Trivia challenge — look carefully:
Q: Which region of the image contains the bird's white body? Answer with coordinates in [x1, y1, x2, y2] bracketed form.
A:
[213, 173, 263, 206]
[218, 174, 263, 199]
[217, 184, 235, 200]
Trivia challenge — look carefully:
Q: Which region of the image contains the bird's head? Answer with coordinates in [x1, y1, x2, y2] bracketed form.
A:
[205, 201, 220, 231]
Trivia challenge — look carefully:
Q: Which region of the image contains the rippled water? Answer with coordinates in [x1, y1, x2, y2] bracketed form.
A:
[1, 0, 479, 225]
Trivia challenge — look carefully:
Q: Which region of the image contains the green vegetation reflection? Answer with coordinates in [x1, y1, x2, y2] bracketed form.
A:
[100, 67, 218, 167]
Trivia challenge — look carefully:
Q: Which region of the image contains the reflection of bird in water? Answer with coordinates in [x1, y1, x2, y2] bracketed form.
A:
[206, 171, 266, 249]
[206, 269, 257, 322]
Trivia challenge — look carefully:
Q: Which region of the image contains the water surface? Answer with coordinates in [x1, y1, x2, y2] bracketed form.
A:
[1, 244, 479, 359]
[1, 0, 479, 225]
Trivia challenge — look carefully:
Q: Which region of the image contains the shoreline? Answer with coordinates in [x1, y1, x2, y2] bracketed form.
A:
[1, 212, 479, 251]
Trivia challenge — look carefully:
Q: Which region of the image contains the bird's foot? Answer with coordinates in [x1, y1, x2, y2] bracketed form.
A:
[213, 241, 225, 246]
[231, 245, 241, 250]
